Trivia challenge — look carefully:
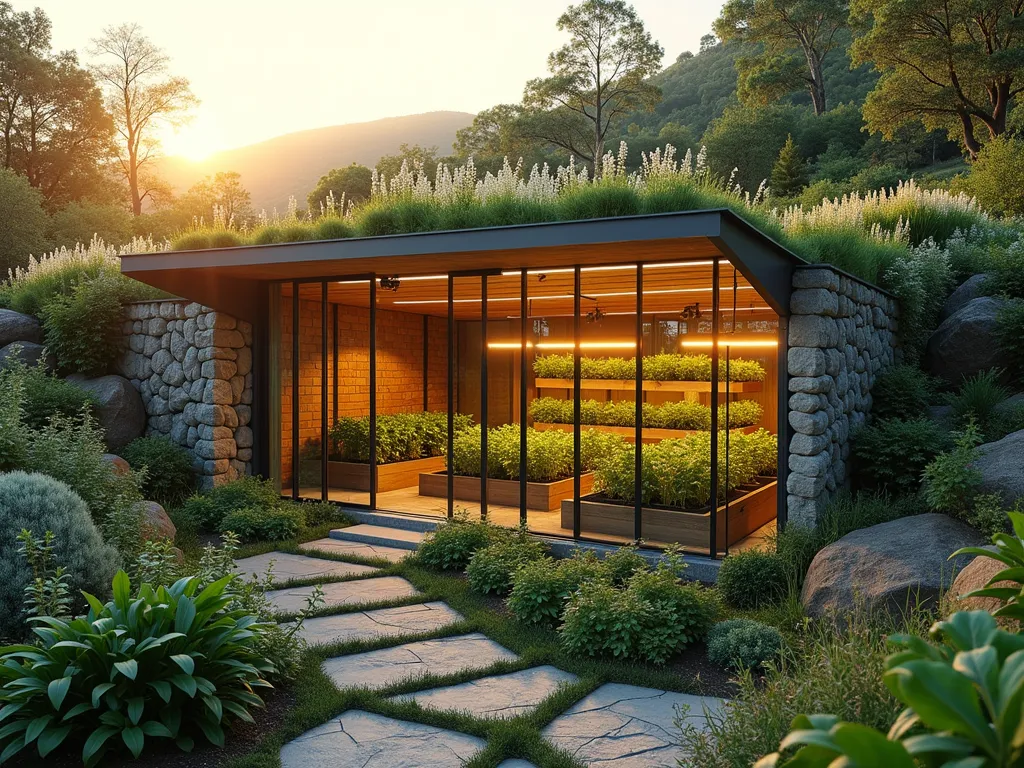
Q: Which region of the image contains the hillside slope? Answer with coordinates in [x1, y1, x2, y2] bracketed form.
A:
[157, 111, 473, 212]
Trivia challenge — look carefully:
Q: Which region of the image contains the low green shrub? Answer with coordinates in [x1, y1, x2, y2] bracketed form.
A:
[418, 513, 506, 571]
[506, 550, 607, 626]
[757, 611, 1023, 767]
[179, 476, 281, 532]
[560, 557, 715, 664]
[850, 417, 947, 494]
[717, 549, 789, 609]
[0, 571, 275, 765]
[533, 353, 765, 382]
[946, 367, 1011, 438]
[0, 472, 120, 636]
[529, 396, 763, 430]
[707, 619, 784, 670]
[965, 493, 1014, 538]
[466, 534, 548, 595]
[869, 364, 936, 421]
[601, 542, 650, 585]
[37, 273, 129, 375]
[328, 411, 472, 463]
[220, 505, 303, 543]
[121, 436, 196, 508]
[298, 500, 352, 528]
[921, 421, 983, 518]
[7, 360, 96, 429]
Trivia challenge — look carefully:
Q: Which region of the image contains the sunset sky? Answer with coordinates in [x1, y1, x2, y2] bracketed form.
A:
[39, 0, 722, 159]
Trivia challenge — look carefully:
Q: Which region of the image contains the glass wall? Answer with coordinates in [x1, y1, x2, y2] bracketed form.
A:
[270, 255, 781, 556]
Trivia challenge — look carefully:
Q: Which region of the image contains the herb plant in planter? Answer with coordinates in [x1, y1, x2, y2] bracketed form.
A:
[325, 411, 472, 493]
[533, 353, 766, 383]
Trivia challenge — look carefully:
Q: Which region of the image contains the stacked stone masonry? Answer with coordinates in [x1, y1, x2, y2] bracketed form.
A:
[786, 266, 899, 527]
[119, 300, 253, 490]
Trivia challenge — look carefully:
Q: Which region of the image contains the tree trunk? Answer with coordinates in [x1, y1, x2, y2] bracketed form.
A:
[806, 52, 827, 116]
[958, 111, 982, 159]
[128, 152, 142, 216]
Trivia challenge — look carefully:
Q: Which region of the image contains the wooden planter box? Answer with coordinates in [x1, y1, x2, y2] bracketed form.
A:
[419, 471, 595, 512]
[533, 422, 760, 443]
[326, 455, 447, 494]
[560, 479, 777, 550]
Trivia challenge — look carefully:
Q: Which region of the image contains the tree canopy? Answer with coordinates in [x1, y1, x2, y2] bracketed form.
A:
[307, 163, 372, 214]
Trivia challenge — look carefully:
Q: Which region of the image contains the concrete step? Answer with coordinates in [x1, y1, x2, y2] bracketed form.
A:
[330, 524, 426, 551]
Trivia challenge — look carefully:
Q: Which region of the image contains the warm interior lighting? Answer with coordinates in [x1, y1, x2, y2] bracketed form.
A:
[487, 340, 637, 350]
[394, 286, 754, 305]
[680, 339, 779, 348]
[499, 261, 715, 277]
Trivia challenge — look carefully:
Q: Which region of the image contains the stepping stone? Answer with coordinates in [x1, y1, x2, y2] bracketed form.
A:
[542, 683, 724, 768]
[390, 665, 578, 719]
[301, 537, 410, 563]
[280, 709, 484, 767]
[265, 576, 420, 614]
[330, 524, 425, 551]
[323, 633, 518, 690]
[296, 601, 464, 645]
[234, 552, 377, 582]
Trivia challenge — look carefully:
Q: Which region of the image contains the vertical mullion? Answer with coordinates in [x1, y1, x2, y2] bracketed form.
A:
[332, 303, 338, 424]
[422, 315, 429, 412]
[369, 276, 377, 510]
[519, 269, 528, 526]
[447, 275, 455, 520]
[480, 275, 488, 521]
[709, 259, 720, 558]
[725, 268, 738, 554]
[290, 281, 299, 500]
[573, 265, 581, 540]
[321, 281, 328, 502]
[634, 264, 643, 542]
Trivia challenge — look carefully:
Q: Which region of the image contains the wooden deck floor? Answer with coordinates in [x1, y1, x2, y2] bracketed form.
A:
[302, 484, 774, 555]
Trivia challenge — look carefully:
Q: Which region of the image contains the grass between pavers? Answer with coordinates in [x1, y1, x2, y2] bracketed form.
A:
[220, 527, 710, 768]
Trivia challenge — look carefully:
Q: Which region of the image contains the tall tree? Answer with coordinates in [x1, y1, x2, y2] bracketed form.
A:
[522, 0, 663, 173]
[0, 2, 49, 171]
[375, 143, 438, 181]
[714, 0, 850, 115]
[851, 0, 1024, 158]
[770, 134, 809, 195]
[307, 163, 372, 213]
[171, 171, 252, 226]
[90, 24, 197, 215]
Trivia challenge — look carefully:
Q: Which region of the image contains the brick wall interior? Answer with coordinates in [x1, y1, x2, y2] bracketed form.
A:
[279, 297, 448, 484]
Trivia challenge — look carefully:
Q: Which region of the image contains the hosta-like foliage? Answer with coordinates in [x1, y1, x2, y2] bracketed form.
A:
[757, 610, 1024, 767]
[953, 510, 1024, 624]
[0, 571, 274, 766]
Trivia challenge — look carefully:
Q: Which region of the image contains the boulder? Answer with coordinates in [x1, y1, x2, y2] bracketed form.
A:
[949, 546, 1015, 616]
[0, 340, 54, 370]
[101, 454, 131, 477]
[926, 297, 1007, 384]
[66, 374, 146, 452]
[0, 309, 42, 347]
[801, 513, 983, 618]
[134, 500, 176, 541]
[940, 274, 990, 321]
[974, 429, 1024, 506]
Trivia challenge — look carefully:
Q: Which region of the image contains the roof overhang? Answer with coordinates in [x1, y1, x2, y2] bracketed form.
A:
[120, 209, 802, 322]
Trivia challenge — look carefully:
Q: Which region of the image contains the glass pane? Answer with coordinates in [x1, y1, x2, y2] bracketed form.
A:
[325, 278, 371, 506]
[297, 283, 324, 500]
[275, 283, 294, 496]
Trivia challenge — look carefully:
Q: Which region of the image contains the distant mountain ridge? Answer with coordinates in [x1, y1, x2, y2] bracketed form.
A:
[156, 111, 474, 212]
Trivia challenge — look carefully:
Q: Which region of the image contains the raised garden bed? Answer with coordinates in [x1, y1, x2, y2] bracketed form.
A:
[535, 378, 763, 394]
[533, 422, 761, 443]
[419, 470, 595, 512]
[326, 456, 447, 493]
[560, 478, 777, 550]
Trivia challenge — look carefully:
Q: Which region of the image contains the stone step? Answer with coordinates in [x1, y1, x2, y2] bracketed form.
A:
[280, 710, 485, 768]
[389, 665, 579, 719]
[329, 524, 425, 551]
[300, 537, 411, 563]
[293, 601, 464, 646]
[265, 576, 420, 615]
[234, 552, 378, 583]
[322, 633, 518, 691]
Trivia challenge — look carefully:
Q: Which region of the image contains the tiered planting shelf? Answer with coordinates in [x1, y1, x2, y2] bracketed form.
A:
[535, 378, 763, 394]
[533, 422, 761, 442]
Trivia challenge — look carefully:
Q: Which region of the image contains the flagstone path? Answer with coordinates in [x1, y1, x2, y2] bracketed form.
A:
[239, 539, 724, 767]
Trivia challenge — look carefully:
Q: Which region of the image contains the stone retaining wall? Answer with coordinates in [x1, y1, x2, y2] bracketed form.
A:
[119, 300, 253, 490]
[786, 266, 899, 527]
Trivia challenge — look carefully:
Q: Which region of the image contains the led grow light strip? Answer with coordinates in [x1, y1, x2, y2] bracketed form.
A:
[394, 286, 755, 305]
[680, 339, 778, 348]
[486, 341, 637, 350]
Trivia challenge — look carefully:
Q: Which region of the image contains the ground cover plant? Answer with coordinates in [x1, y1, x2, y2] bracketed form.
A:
[529, 396, 763, 430]
[533, 352, 766, 382]
[328, 411, 473, 464]
[706, 619, 784, 671]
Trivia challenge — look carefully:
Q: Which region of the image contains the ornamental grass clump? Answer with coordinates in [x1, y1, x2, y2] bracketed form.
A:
[0, 570, 275, 766]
